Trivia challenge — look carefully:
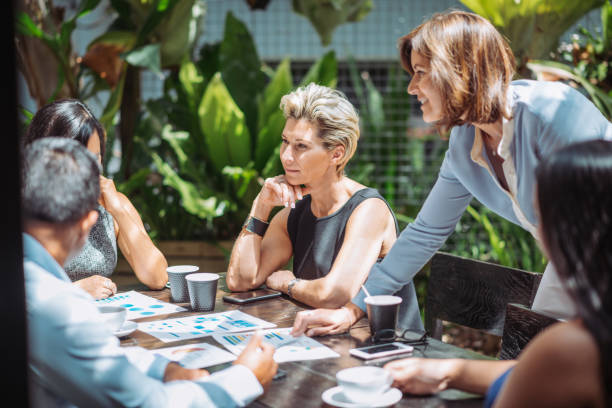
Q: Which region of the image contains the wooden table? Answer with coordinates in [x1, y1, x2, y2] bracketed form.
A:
[119, 275, 489, 407]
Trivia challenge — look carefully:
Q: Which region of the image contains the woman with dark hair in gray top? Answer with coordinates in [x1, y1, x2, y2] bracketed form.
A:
[25, 99, 168, 299]
[226, 83, 399, 309]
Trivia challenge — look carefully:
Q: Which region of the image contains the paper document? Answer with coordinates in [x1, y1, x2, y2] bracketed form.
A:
[138, 310, 276, 343]
[213, 328, 340, 362]
[96, 291, 186, 321]
[153, 342, 237, 369]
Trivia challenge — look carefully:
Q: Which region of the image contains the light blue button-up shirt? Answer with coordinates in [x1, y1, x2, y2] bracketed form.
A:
[354, 80, 612, 330]
[24, 233, 263, 407]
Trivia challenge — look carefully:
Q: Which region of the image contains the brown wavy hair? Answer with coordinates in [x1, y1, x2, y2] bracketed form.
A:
[398, 10, 516, 130]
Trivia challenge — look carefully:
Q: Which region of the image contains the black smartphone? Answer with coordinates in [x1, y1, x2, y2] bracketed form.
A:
[222, 288, 282, 304]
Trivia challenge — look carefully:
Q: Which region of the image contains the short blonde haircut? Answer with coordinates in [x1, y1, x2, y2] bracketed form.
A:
[280, 83, 360, 177]
[399, 10, 516, 130]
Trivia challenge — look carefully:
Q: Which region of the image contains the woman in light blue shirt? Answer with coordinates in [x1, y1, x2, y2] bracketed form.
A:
[291, 10, 612, 336]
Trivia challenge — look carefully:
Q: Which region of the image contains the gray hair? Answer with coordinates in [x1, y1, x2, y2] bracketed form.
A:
[280, 83, 360, 176]
[22, 138, 100, 224]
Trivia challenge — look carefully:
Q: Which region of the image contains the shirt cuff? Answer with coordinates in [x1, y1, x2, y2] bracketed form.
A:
[200, 364, 263, 406]
[122, 346, 171, 380]
[352, 288, 367, 313]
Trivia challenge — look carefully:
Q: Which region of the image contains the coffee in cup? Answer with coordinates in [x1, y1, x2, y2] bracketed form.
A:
[336, 366, 393, 403]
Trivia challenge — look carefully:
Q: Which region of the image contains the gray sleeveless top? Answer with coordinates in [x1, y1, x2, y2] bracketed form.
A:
[287, 188, 398, 280]
[64, 204, 117, 281]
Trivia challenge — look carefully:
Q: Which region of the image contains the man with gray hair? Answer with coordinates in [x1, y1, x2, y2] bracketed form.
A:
[23, 138, 277, 407]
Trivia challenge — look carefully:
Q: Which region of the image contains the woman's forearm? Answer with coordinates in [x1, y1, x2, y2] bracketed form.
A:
[290, 277, 353, 309]
[113, 206, 168, 289]
[226, 197, 274, 291]
[448, 359, 517, 395]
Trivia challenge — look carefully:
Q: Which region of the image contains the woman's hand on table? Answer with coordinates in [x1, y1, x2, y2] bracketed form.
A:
[74, 275, 117, 300]
[384, 357, 459, 395]
[163, 362, 209, 382]
[234, 331, 278, 389]
[290, 305, 356, 337]
[265, 270, 295, 293]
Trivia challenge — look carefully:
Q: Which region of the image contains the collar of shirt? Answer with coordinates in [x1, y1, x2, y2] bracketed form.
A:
[23, 233, 71, 283]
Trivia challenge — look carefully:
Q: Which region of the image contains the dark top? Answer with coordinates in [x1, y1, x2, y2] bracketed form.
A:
[484, 367, 514, 408]
[287, 188, 398, 280]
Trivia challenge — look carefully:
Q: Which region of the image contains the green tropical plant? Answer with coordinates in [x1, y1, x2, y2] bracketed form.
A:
[292, 0, 373, 46]
[129, 12, 338, 240]
[527, 2, 612, 119]
[460, 0, 605, 72]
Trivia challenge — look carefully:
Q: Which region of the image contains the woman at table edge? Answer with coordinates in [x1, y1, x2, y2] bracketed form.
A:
[226, 83, 398, 309]
[384, 140, 611, 407]
[290, 9, 612, 336]
[24, 99, 168, 298]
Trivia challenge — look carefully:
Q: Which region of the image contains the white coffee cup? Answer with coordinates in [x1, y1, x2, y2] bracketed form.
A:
[336, 366, 393, 403]
[97, 306, 127, 332]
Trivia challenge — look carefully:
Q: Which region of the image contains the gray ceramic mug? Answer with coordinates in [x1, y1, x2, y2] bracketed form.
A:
[186, 273, 220, 312]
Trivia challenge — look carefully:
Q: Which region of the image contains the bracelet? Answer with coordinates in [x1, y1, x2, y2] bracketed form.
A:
[244, 216, 269, 237]
[287, 278, 301, 298]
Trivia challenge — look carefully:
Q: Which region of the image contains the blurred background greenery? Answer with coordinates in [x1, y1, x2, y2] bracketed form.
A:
[16, 0, 610, 285]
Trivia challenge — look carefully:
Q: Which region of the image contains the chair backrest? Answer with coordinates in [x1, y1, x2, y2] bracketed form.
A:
[499, 302, 560, 360]
[425, 252, 542, 339]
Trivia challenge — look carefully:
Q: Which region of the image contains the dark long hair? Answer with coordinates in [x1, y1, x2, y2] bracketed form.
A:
[536, 139, 612, 405]
[24, 99, 105, 159]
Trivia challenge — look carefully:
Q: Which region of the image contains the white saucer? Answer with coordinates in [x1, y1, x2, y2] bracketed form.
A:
[114, 321, 137, 338]
[321, 386, 402, 407]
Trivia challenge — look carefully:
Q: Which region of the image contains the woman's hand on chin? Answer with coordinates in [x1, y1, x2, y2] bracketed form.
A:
[265, 270, 296, 293]
[258, 175, 307, 209]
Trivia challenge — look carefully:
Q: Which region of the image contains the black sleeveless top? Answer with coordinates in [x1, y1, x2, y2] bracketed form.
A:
[287, 188, 398, 280]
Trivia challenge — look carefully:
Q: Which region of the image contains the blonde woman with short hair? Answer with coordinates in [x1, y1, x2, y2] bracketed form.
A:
[226, 83, 398, 308]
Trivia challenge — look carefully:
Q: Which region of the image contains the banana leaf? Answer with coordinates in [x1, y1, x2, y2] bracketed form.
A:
[299, 50, 338, 88]
[292, 0, 373, 46]
[219, 12, 267, 141]
[198, 73, 252, 173]
[461, 0, 605, 62]
[152, 152, 230, 219]
[255, 58, 293, 170]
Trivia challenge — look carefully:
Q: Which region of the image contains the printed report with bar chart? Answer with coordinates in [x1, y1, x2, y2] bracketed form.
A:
[137, 310, 276, 342]
[213, 328, 340, 362]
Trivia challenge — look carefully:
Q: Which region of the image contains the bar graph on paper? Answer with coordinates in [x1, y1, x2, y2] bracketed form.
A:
[137, 310, 276, 342]
[213, 328, 340, 362]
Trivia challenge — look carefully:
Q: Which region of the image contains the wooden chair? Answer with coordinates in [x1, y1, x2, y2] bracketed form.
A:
[499, 302, 560, 360]
[424, 252, 542, 339]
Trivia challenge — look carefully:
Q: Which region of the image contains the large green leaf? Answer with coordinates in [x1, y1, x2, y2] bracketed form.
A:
[219, 12, 267, 140]
[123, 43, 162, 75]
[292, 0, 372, 46]
[179, 58, 205, 111]
[255, 58, 292, 170]
[255, 111, 286, 171]
[299, 50, 338, 88]
[152, 152, 229, 219]
[156, 0, 199, 66]
[160, 124, 204, 183]
[198, 73, 252, 173]
[461, 0, 605, 62]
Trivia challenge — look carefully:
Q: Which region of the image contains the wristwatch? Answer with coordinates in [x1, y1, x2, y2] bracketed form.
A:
[287, 278, 301, 298]
[243, 216, 269, 237]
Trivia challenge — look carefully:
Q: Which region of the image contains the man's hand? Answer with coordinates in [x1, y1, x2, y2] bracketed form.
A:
[384, 357, 459, 395]
[265, 270, 296, 293]
[234, 331, 278, 389]
[73, 275, 117, 299]
[290, 305, 356, 337]
[163, 362, 209, 382]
